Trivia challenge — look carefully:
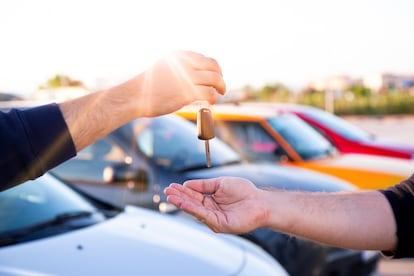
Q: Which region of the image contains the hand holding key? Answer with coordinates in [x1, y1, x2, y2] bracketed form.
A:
[197, 106, 215, 167]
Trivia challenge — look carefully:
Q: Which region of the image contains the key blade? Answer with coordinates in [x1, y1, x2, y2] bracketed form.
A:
[205, 140, 211, 167]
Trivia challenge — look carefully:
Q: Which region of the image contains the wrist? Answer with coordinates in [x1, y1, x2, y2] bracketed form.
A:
[107, 74, 145, 119]
[255, 189, 276, 229]
[259, 188, 287, 232]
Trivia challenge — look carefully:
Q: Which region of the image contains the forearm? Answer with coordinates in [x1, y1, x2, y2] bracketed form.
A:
[59, 80, 141, 151]
[59, 50, 224, 152]
[261, 189, 397, 251]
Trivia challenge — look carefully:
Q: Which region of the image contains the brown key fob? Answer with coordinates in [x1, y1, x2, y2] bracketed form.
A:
[197, 107, 215, 167]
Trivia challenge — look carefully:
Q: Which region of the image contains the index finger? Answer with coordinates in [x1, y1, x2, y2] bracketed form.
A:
[183, 178, 221, 195]
[175, 50, 223, 76]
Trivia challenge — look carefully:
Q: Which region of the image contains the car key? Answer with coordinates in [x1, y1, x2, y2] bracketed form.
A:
[197, 105, 215, 167]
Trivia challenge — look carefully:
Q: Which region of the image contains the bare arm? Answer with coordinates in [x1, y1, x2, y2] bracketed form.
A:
[60, 50, 225, 151]
[165, 177, 397, 252]
[263, 187, 397, 251]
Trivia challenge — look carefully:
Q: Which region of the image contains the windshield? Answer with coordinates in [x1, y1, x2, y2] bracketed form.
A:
[300, 107, 373, 141]
[0, 174, 98, 234]
[133, 115, 240, 172]
[267, 114, 335, 160]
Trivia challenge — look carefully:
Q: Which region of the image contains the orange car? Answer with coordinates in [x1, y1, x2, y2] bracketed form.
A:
[176, 103, 414, 190]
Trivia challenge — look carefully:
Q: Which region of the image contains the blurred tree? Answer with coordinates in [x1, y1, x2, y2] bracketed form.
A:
[38, 74, 85, 89]
[348, 85, 371, 97]
[249, 82, 291, 101]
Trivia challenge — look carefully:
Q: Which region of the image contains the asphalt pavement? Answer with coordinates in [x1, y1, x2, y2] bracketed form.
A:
[343, 114, 414, 145]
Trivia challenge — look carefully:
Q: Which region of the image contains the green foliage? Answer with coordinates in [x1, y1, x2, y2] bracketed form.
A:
[38, 74, 85, 90]
[250, 83, 292, 102]
[48, 75, 63, 88]
[333, 93, 414, 115]
[296, 91, 325, 109]
[292, 91, 414, 115]
[242, 84, 414, 115]
[347, 85, 372, 97]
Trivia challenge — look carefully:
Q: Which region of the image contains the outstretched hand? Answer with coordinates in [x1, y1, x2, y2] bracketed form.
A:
[166, 176, 400, 253]
[164, 177, 269, 234]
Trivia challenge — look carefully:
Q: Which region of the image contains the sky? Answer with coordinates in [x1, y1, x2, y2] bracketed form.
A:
[1, 0, 414, 97]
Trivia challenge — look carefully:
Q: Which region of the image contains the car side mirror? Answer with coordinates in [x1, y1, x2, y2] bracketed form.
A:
[103, 163, 149, 192]
[273, 146, 291, 162]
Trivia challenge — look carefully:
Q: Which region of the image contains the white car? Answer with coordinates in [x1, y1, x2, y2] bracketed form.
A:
[0, 174, 287, 276]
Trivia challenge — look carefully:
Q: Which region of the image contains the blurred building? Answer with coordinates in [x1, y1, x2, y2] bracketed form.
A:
[307, 73, 414, 93]
[307, 75, 362, 91]
[363, 73, 414, 92]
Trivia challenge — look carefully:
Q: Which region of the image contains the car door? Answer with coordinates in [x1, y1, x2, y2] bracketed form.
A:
[52, 138, 155, 208]
[215, 120, 290, 162]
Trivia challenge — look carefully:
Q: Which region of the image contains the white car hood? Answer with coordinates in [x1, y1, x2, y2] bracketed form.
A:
[0, 206, 270, 276]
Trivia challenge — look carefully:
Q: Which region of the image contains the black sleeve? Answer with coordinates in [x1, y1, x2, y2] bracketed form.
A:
[380, 174, 414, 258]
[0, 103, 76, 191]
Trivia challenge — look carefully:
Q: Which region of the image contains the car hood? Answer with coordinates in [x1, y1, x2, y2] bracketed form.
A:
[183, 162, 356, 192]
[0, 206, 286, 276]
[367, 137, 414, 154]
[309, 153, 413, 176]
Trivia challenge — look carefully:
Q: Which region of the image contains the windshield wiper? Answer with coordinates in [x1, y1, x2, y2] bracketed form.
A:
[53, 210, 96, 222]
[177, 160, 241, 172]
[176, 164, 216, 172]
[0, 210, 97, 246]
[220, 160, 242, 166]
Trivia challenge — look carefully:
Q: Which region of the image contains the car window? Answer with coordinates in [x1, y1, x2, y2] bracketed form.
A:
[53, 139, 131, 183]
[267, 114, 335, 160]
[216, 120, 287, 162]
[300, 107, 372, 141]
[0, 174, 96, 233]
[133, 115, 241, 171]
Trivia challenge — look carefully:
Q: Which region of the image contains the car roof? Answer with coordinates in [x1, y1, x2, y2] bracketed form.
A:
[240, 101, 322, 113]
[0, 100, 52, 111]
[177, 103, 281, 120]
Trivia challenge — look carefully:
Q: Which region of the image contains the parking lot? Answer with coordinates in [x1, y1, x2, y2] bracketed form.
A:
[344, 115, 414, 145]
[343, 115, 414, 276]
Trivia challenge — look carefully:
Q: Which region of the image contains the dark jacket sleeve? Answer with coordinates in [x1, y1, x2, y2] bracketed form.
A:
[380, 174, 414, 258]
[0, 103, 76, 191]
